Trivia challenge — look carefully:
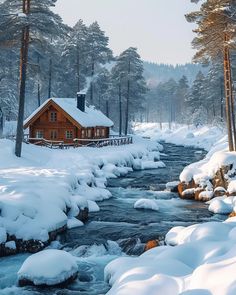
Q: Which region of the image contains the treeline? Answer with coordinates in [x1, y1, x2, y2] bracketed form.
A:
[0, 0, 147, 149]
[145, 62, 225, 127]
[144, 62, 207, 87]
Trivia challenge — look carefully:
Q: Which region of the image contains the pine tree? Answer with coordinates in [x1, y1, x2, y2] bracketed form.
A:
[87, 22, 113, 103]
[110, 61, 124, 135]
[186, 0, 236, 150]
[175, 75, 189, 123]
[185, 71, 207, 126]
[64, 20, 89, 93]
[92, 68, 111, 115]
[204, 61, 225, 122]
[111, 48, 147, 135]
[0, 0, 65, 157]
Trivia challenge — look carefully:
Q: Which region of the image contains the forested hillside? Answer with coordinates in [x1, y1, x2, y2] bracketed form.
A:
[143, 62, 208, 87]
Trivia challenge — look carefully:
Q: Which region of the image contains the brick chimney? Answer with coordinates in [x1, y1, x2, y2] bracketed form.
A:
[77, 92, 86, 112]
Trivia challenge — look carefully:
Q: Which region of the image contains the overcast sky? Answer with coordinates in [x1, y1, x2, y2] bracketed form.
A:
[54, 0, 199, 65]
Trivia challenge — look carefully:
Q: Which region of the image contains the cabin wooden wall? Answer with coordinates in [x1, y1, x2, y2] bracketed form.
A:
[29, 105, 110, 144]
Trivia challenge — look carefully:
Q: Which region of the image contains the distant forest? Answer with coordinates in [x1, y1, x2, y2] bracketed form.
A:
[143, 62, 208, 87]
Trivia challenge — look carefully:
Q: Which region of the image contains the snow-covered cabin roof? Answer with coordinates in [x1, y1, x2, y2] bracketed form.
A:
[24, 97, 114, 128]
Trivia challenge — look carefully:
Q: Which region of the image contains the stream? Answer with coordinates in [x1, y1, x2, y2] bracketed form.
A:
[0, 143, 226, 295]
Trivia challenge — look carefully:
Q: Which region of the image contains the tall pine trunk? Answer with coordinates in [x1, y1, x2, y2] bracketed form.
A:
[220, 77, 224, 122]
[48, 58, 52, 98]
[15, 0, 30, 157]
[119, 82, 122, 136]
[76, 45, 80, 92]
[106, 100, 109, 118]
[0, 107, 3, 138]
[224, 32, 235, 151]
[125, 60, 131, 136]
[37, 54, 40, 106]
[90, 60, 95, 103]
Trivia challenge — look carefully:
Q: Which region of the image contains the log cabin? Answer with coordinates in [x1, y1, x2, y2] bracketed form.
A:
[23, 93, 114, 145]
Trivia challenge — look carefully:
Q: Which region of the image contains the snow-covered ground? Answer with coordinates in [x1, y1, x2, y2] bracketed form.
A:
[133, 123, 225, 150]
[105, 216, 236, 295]
[0, 136, 164, 247]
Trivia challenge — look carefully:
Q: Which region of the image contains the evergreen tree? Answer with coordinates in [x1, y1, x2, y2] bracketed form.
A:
[175, 75, 189, 123]
[92, 68, 111, 116]
[64, 20, 89, 93]
[87, 22, 113, 103]
[112, 47, 147, 135]
[0, 0, 66, 157]
[186, 0, 236, 150]
[185, 71, 206, 126]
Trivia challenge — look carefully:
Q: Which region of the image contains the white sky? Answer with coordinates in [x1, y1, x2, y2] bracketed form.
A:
[54, 0, 200, 65]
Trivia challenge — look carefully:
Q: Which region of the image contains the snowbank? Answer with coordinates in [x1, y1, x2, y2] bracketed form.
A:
[0, 136, 163, 251]
[176, 127, 236, 214]
[105, 217, 236, 295]
[133, 123, 224, 150]
[18, 249, 78, 286]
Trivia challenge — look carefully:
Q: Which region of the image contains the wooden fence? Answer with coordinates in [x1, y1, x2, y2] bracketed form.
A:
[24, 136, 133, 149]
[74, 136, 133, 148]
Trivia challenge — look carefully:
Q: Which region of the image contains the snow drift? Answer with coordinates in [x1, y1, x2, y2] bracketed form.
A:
[0, 136, 163, 253]
[105, 217, 236, 295]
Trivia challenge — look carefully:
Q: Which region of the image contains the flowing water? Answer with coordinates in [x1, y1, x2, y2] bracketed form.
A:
[0, 143, 226, 295]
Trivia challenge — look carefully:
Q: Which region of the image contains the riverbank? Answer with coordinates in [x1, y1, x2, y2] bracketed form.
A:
[0, 142, 217, 294]
[133, 123, 225, 151]
[103, 124, 236, 295]
[0, 136, 164, 256]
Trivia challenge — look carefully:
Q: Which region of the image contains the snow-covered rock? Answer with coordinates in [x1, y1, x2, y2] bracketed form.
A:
[18, 249, 78, 286]
[134, 199, 159, 211]
[87, 200, 100, 212]
[67, 218, 84, 229]
[166, 181, 180, 192]
[208, 197, 233, 214]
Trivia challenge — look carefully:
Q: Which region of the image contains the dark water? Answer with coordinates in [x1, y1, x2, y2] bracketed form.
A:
[0, 143, 225, 295]
[60, 143, 217, 250]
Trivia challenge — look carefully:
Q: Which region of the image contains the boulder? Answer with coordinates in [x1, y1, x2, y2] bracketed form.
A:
[229, 211, 236, 218]
[77, 207, 89, 222]
[214, 186, 227, 197]
[144, 240, 159, 252]
[178, 179, 196, 199]
[195, 190, 213, 202]
[211, 165, 232, 190]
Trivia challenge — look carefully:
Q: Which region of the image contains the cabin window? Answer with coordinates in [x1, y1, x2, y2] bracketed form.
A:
[81, 130, 85, 139]
[50, 130, 57, 140]
[101, 129, 106, 137]
[96, 128, 100, 137]
[50, 111, 57, 122]
[66, 130, 73, 139]
[87, 129, 92, 138]
[35, 130, 43, 138]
